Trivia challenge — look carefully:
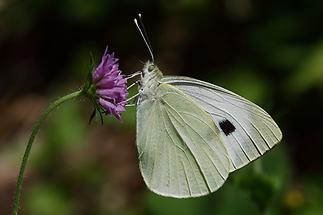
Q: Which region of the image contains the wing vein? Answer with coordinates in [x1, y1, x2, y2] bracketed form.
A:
[162, 105, 202, 194]
[163, 98, 226, 182]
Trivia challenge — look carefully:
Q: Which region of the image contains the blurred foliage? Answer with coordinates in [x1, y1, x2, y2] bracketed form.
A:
[1, 0, 323, 214]
[287, 40, 323, 94]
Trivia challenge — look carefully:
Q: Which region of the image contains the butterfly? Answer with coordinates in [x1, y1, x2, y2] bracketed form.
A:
[131, 14, 282, 198]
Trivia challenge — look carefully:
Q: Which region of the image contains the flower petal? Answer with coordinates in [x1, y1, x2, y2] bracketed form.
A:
[93, 47, 128, 120]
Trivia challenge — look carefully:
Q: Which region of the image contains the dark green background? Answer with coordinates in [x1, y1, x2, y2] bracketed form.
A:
[1, 0, 323, 214]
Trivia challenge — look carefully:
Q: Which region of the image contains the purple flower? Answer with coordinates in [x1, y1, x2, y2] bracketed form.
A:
[92, 47, 128, 120]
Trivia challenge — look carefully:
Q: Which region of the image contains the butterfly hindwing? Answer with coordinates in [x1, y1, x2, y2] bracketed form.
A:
[161, 76, 282, 172]
[136, 83, 230, 198]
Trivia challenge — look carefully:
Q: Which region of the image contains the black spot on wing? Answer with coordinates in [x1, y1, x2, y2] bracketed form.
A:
[219, 119, 236, 136]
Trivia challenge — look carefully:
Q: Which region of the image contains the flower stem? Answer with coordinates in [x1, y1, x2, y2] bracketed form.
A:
[12, 90, 83, 215]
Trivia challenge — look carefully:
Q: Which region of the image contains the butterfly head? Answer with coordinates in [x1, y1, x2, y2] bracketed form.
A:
[143, 61, 160, 75]
[139, 61, 163, 93]
[142, 61, 163, 81]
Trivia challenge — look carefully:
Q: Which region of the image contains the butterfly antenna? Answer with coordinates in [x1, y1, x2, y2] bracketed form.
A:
[138, 14, 154, 58]
[134, 14, 155, 62]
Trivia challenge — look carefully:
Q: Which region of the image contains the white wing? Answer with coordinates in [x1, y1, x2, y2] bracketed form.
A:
[136, 84, 230, 198]
[161, 76, 282, 172]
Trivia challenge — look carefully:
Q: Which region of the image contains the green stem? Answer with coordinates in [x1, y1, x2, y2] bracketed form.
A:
[12, 90, 83, 215]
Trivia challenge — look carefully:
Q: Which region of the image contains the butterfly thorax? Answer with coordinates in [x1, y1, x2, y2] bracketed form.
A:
[138, 62, 163, 104]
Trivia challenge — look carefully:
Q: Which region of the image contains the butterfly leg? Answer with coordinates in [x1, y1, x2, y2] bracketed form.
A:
[126, 71, 142, 80]
[126, 80, 141, 107]
[127, 80, 140, 90]
[126, 92, 140, 106]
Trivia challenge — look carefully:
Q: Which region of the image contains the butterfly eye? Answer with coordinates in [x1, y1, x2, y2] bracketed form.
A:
[148, 65, 155, 72]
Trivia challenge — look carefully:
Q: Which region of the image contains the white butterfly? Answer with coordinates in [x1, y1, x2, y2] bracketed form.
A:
[131, 15, 282, 198]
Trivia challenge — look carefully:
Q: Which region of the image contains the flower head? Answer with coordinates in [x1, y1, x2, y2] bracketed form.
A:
[91, 47, 128, 120]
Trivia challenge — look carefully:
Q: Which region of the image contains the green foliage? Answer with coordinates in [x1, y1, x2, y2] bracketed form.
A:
[25, 183, 75, 215]
[288, 40, 323, 94]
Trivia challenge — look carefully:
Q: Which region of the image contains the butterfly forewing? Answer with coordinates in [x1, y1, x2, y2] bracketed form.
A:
[136, 84, 230, 198]
[161, 76, 282, 172]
